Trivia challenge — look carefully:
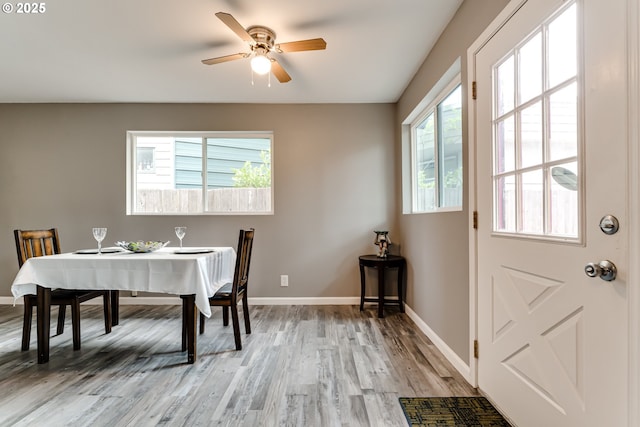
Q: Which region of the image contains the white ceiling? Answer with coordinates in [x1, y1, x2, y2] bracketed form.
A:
[0, 0, 463, 104]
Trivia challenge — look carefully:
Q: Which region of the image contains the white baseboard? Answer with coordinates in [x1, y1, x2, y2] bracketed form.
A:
[0, 296, 184, 306]
[248, 297, 360, 305]
[113, 297, 362, 306]
[118, 297, 182, 305]
[404, 303, 473, 385]
[0, 296, 361, 306]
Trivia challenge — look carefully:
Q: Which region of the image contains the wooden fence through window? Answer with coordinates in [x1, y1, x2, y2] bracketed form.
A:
[136, 188, 271, 213]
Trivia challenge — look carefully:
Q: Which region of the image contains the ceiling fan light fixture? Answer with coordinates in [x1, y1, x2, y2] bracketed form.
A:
[250, 53, 271, 75]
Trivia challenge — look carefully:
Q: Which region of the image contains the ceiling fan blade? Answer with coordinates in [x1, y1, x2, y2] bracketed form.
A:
[201, 53, 246, 65]
[271, 60, 292, 83]
[276, 38, 327, 53]
[215, 12, 254, 43]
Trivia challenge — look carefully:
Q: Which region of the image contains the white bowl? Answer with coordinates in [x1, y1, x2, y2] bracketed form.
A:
[115, 241, 169, 253]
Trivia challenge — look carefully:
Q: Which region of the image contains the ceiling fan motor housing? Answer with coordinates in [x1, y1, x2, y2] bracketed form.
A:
[247, 26, 276, 51]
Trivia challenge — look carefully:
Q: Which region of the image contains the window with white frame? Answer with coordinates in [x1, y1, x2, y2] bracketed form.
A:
[411, 79, 463, 212]
[127, 131, 273, 215]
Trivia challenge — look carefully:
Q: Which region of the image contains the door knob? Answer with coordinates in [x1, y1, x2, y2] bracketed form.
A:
[584, 260, 617, 282]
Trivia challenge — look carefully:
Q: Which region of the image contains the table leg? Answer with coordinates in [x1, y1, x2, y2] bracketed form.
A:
[36, 286, 51, 364]
[398, 261, 405, 313]
[180, 295, 197, 364]
[359, 263, 366, 311]
[111, 290, 120, 326]
[377, 266, 385, 318]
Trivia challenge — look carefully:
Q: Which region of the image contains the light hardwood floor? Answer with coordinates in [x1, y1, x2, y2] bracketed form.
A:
[0, 304, 478, 426]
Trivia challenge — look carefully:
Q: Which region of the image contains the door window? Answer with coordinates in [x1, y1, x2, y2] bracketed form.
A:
[492, 2, 579, 239]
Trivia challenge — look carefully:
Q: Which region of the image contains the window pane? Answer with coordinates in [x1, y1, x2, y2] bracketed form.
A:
[415, 113, 436, 211]
[548, 4, 577, 88]
[134, 137, 201, 214]
[495, 175, 516, 232]
[410, 80, 462, 213]
[519, 32, 542, 105]
[438, 85, 463, 208]
[549, 82, 577, 161]
[520, 169, 544, 234]
[206, 138, 271, 213]
[550, 162, 579, 237]
[496, 55, 515, 116]
[520, 101, 543, 168]
[496, 116, 515, 173]
[175, 137, 204, 188]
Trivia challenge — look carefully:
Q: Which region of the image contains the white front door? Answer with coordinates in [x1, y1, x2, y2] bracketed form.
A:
[474, 0, 628, 426]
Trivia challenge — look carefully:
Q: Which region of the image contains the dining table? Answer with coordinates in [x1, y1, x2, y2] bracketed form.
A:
[11, 246, 236, 364]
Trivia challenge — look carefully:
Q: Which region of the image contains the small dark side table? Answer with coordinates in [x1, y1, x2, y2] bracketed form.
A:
[358, 254, 406, 318]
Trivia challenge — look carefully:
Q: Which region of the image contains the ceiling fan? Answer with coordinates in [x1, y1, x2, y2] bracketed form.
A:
[201, 12, 327, 83]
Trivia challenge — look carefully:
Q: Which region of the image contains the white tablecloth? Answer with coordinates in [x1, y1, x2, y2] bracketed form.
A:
[11, 247, 236, 318]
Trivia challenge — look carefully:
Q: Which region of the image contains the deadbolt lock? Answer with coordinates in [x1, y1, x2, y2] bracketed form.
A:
[599, 215, 620, 235]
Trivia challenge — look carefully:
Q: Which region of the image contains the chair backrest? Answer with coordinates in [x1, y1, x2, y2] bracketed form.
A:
[231, 228, 255, 299]
[14, 228, 61, 267]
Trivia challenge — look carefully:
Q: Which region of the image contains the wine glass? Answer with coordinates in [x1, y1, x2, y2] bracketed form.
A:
[92, 227, 107, 255]
[175, 226, 186, 249]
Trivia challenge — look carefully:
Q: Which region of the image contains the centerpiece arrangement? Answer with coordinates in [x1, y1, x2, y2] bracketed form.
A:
[115, 241, 169, 253]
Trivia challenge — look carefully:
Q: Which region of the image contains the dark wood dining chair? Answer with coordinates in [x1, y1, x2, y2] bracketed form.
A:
[194, 228, 255, 351]
[14, 228, 112, 351]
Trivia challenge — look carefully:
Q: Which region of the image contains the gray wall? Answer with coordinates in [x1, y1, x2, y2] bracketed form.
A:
[0, 103, 396, 299]
[395, 0, 509, 363]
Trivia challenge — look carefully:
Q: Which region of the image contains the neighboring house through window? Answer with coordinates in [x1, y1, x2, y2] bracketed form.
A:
[136, 147, 155, 173]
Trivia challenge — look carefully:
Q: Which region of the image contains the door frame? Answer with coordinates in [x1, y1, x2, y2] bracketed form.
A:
[466, 0, 640, 425]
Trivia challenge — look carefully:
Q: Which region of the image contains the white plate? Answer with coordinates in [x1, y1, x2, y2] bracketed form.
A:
[74, 248, 122, 254]
[173, 249, 215, 254]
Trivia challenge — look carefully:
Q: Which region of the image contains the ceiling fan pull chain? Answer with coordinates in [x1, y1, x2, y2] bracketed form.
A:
[268, 72, 271, 88]
[251, 68, 255, 86]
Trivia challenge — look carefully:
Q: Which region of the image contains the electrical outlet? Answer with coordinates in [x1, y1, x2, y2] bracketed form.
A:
[280, 275, 289, 287]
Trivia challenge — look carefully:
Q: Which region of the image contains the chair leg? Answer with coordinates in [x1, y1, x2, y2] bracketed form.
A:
[103, 292, 112, 334]
[56, 305, 66, 335]
[22, 301, 33, 351]
[181, 297, 187, 351]
[199, 312, 205, 334]
[242, 294, 251, 334]
[231, 304, 241, 351]
[71, 300, 81, 350]
[222, 306, 229, 326]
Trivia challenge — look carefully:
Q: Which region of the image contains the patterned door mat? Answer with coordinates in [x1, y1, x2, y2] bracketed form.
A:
[399, 397, 512, 426]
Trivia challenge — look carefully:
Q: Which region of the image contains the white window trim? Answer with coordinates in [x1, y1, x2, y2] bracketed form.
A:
[404, 70, 463, 214]
[126, 130, 274, 216]
[412, 77, 461, 212]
